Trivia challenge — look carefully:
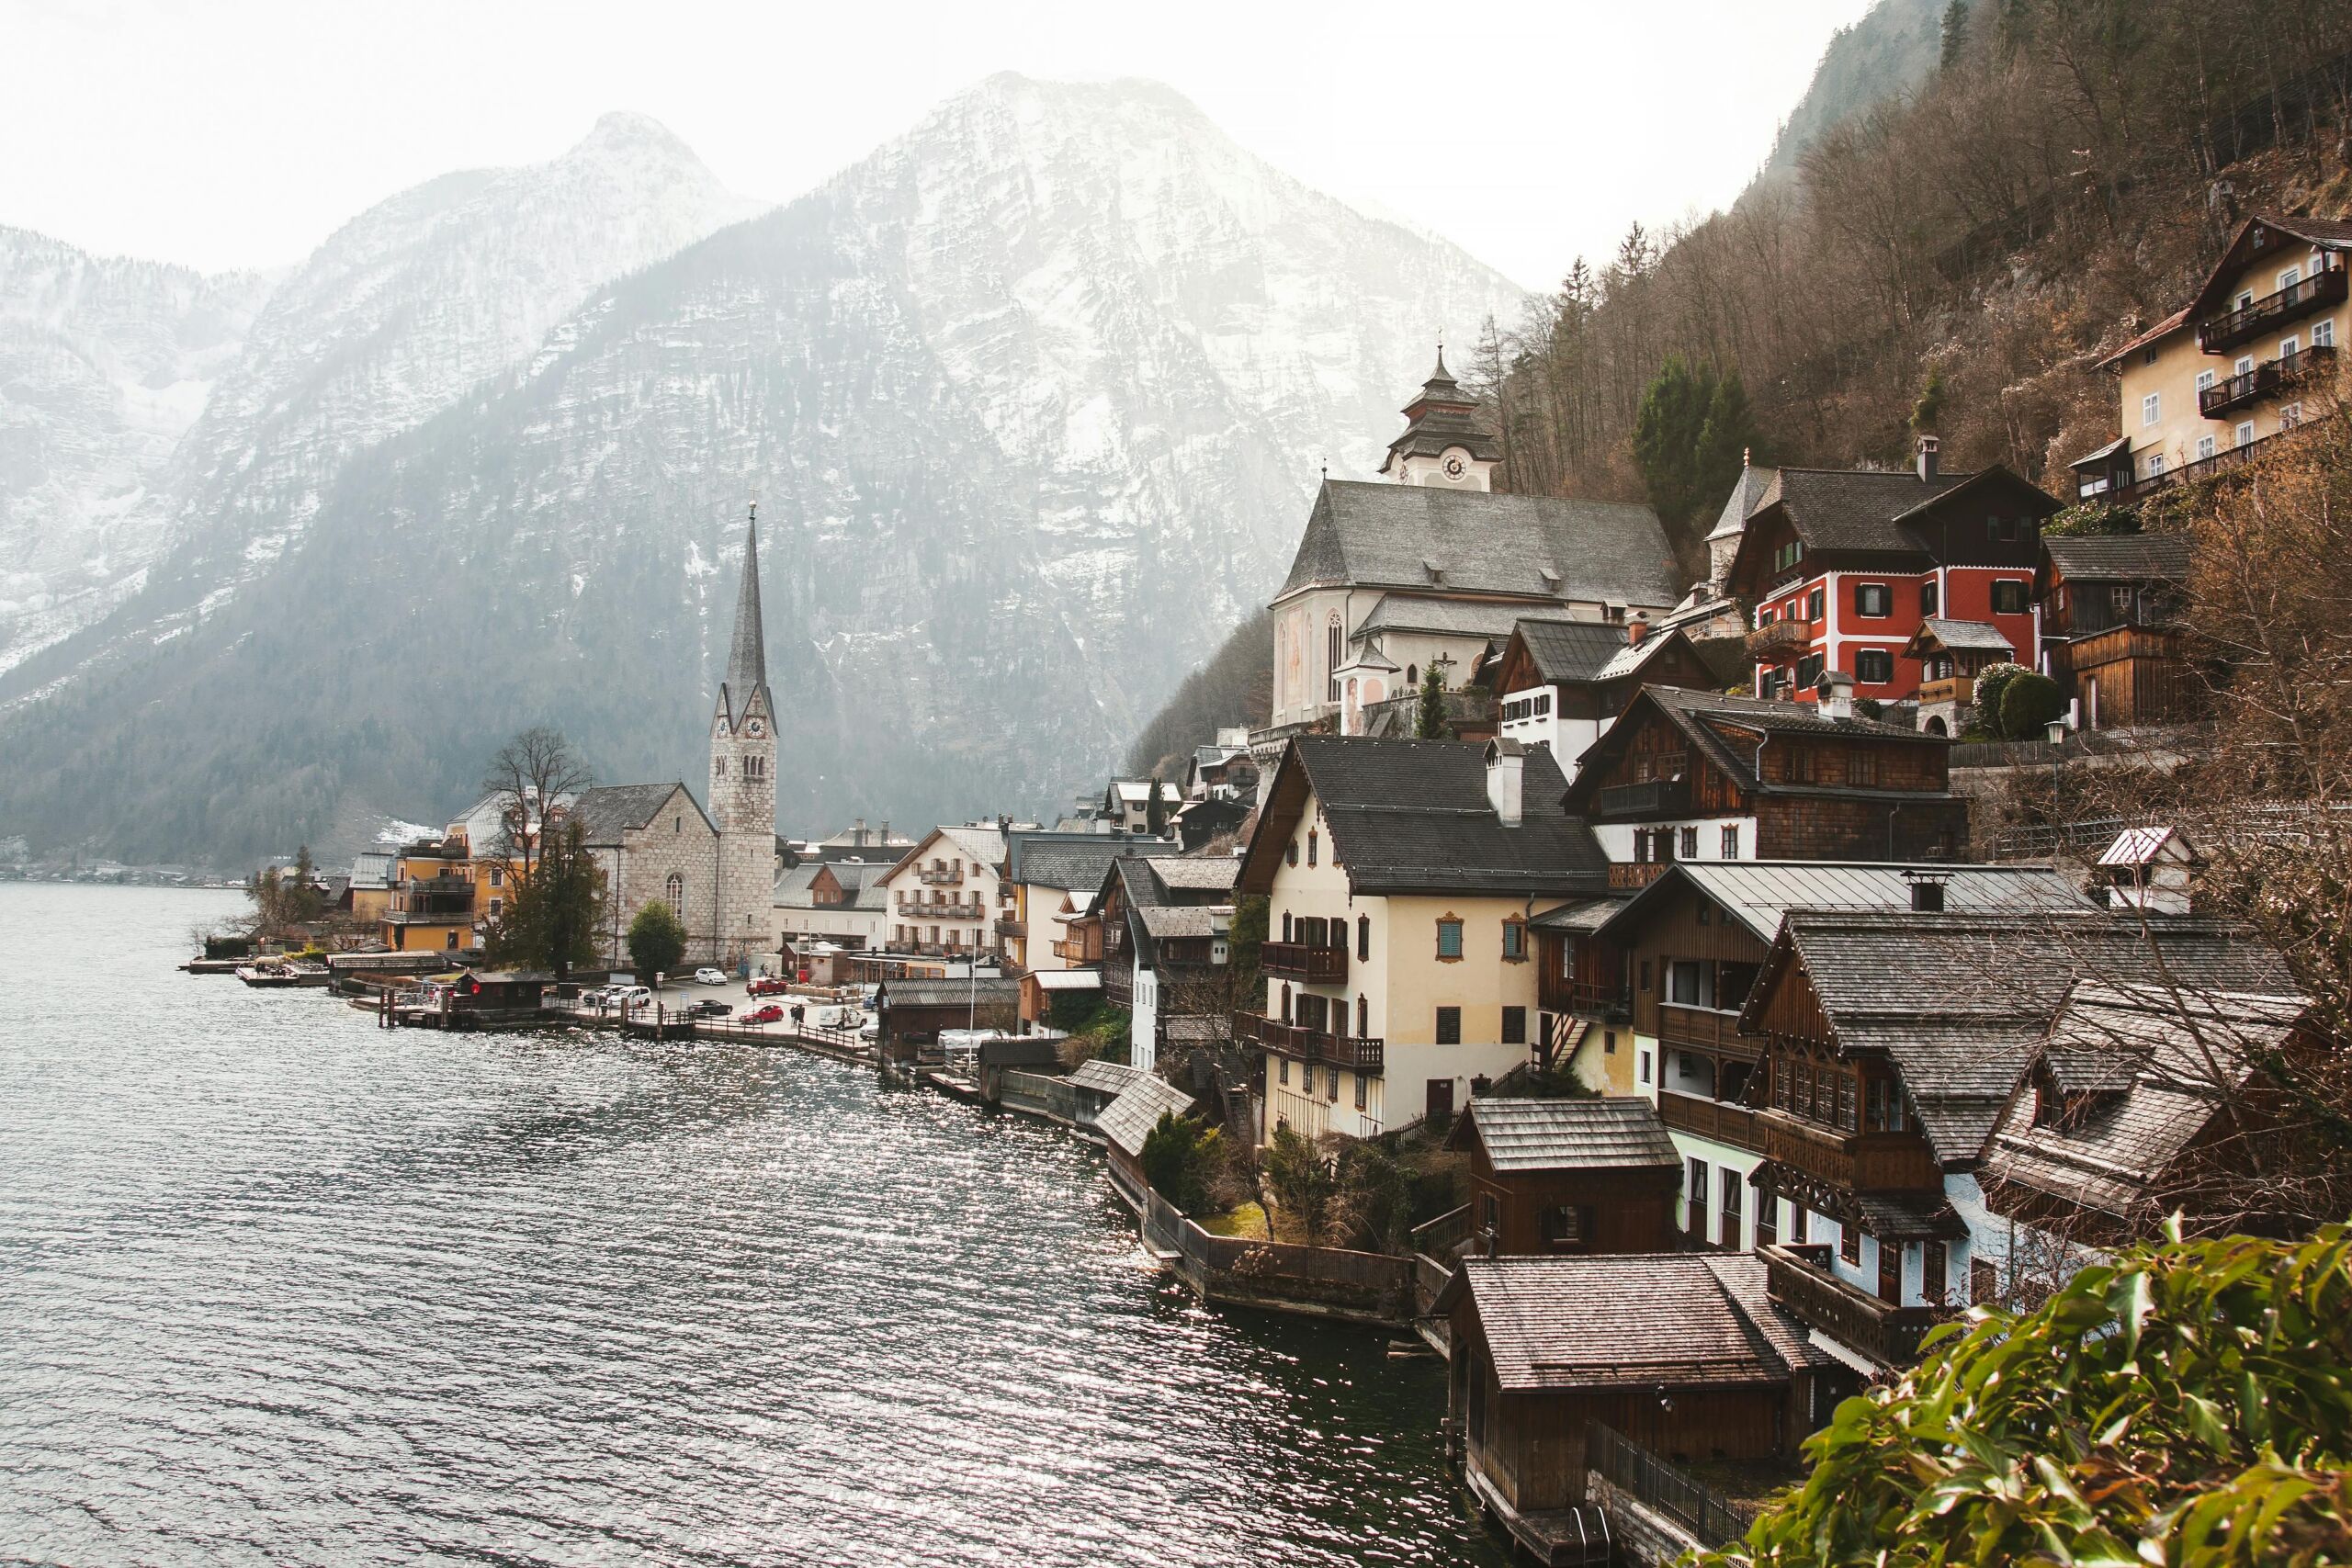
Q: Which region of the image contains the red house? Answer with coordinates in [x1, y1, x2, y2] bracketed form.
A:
[1724, 438, 2061, 705]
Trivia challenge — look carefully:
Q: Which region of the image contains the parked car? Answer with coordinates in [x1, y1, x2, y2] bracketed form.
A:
[577, 987, 610, 1006]
[613, 986, 653, 1006]
[693, 966, 728, 986]
[808, 1003, 861, 1031]
[748, 976, 792, 997]
[858, 1015, 879, 1042]
[683, 999, 732, 1020]
[742, 1003, 785, 1025]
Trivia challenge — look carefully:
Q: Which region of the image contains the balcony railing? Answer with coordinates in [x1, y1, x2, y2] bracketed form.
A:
[1917, 675, 1974, 707]
[1746, 618, 1813, 659]
[1230, 1010, 1385, 1074]
[1757, 1109, 1942, 1191]
[1660, 1089, 1761, 1150]
[994, 916, 1025, 937]
[1597, 777, 1691, 819]
[401, 875, 473, 895]
[1760, 1244, 1944, 1367]
[1657, 1003, 1753, 1055]
[1261, 941, 1348, 983]
[2200, 344, 2336, 417]
[2198, 264, 2346, 353]
[1608, 862, 1668, 890]
[917, 866, 964, 885]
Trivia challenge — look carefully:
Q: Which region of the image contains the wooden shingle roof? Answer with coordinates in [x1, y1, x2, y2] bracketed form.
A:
[1453, 1097, 1679, 1173]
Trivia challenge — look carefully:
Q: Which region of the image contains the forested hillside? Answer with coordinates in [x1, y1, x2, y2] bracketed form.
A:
[1130, 0, 2352, 761]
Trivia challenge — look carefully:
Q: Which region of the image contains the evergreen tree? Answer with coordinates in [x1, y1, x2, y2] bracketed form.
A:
[1145, 772, 1168, 837]
[626, 898, 688, 986]
[1414, 662, 1447, 739]
[1939, 0, 1970, 71]
[482, 819, 605, 979]
[1634, 355, 1757, 534]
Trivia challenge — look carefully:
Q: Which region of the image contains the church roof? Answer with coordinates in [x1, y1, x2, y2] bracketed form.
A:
[567, 783, 708, 845]
[718, 512, 773, 729]
[1277, 480, 1681, 608]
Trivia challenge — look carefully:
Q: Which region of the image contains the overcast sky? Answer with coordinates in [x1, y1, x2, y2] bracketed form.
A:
[3, 0, 1874, 290]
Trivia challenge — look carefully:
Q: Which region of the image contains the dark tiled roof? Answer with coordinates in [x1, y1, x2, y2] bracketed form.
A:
[1568, 688, 1950, 810]
[1530, 896, 1627, 932]
[2042, 533, 2195, 586]
[1913, 617, 2015, 655]
[1136, 904, 1224, 939]
[1459, 1097, 1680, 1172]
[1147, 857, 1243, 892]
[1277, 479, 1681, 608]
[1097, 1077, 1196, 1157]
[876, 978, 1022, 1010]
[1769, 467, 1973, 555]
[568, 783, 698, 845]
[1597, 861, 2086, 945]
[1287, 736, 1611, 897]
[1751, 910, 2295, 1165]
[1446, 1255, 1814, 1391]
[1354, 593, 1534, 641]
[1512, 619, 1638, 683]
[1012, 837, 1176, 891]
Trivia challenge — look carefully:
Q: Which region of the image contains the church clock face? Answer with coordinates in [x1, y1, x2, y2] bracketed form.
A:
[1442, 455, 1465, 479]
[746, 719, 764, 738]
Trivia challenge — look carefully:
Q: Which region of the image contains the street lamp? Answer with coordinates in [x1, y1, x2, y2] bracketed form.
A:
[2046, 717, 2069, 832]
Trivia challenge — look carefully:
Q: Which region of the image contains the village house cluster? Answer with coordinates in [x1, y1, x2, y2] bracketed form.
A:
[292, 209, 2343, 1567]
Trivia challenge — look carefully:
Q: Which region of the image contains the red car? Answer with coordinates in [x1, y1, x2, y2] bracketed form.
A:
[742, 1003, 785, 1025]
[747, 976, 792, 997]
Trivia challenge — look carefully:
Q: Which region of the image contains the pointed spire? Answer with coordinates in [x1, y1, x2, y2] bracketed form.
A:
[720, 501, 771, 728]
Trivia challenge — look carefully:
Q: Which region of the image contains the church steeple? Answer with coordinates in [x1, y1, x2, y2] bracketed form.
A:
[718, 504, 772, 731]
[1378, 344, 1502, 491]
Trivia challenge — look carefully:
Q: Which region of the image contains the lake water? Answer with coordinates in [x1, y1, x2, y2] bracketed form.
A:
[0, 885, 1503, 1567]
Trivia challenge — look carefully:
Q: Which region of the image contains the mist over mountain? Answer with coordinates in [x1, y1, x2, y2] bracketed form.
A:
[0, 76, 1522, 866]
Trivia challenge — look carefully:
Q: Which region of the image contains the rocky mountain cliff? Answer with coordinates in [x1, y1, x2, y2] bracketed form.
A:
[0, 231, 274, 667]
[0, 77, 1523, 865]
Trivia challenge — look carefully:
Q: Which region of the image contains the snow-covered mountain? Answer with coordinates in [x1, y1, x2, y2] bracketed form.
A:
[0, 77, 1525, 865]
[0, 111, 760, 673]
[0, 230, 274, 666]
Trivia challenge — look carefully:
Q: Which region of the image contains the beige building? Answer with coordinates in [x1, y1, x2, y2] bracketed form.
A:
[1236, 735, 1612, 1141]
[1001, 832, 1176, 974]
[881, 824, 1008, 956]
[2073, 212, 2348, 502]
[773, 859, 889, 956]
[1265, 355, 1684, 739]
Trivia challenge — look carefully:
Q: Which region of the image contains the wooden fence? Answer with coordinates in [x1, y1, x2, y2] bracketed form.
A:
[1134, 1185, 1414, 1325]
[997, 1069, 1077, 1126]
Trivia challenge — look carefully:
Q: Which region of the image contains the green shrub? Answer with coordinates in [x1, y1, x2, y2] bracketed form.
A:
[1998, 670, 2066, 739]
[1970, 661, 2029, 732]
[625, 899, 687, 983]
[1700, 1224, 2352, 1567]
[1139, 1111, 1221, 1215]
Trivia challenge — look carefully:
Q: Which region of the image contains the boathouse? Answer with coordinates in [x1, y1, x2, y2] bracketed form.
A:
[1443, 1097, 1683, 1256]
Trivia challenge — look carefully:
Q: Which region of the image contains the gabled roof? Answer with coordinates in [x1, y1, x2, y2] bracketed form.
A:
[1987, 983, 2307, 1222]
[1069, 1058, 1148, 1098]
[1726, 463, 2058, 588]
[1136, 904, 1227, 939]
[890, 823, 1008, 878]
[1741, 909, 2294, 1166]
[1097, 1076, 1196, 1157]
[1241, 736, 1610, 899]
[567, 783, 707, 845]
[1563, 687, 1949, 811]
[1451, 1096, 1679, 1172]
[2095, 308, 2192, 370]
[1594, 861, 2087, 946]
[1506, 618, 1647, 685]
[2042, 533, 2195, 587]
[1437, 1255, 1826, 1391]
[1008, 833, 1177, 891]
[2180, 213, 2352, 327]
[1147, 857, 1243, 893]
[1276, 479, 1681, 609]
[2098, 825, 2195, 868]
[876, 978, 1022, 1010]
[1905, 617, 2015, 657]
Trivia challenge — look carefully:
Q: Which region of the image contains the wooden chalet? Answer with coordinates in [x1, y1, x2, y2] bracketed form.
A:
[2036, 534, 2199, 729]
[1487, 615, 1720, 779]
[1438, 1255, 1838, 1524]
[1559, 688, 1968, 888]
[1982, 983, 2313, 1252]
[1735, 907, 2292, 1368]
[1444, 1097, 1681, 1255]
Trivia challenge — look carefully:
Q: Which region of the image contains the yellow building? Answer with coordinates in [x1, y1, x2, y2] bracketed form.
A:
[2073, 213, 2348, 502]
[382, 829, 478, 953]
[1236, 736, 1612, 1141]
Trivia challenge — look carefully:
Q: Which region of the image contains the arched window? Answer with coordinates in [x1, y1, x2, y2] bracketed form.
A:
[1406, 663, 1418, 687]
[1357, 915, 1371, 961]
[1282, 911, 1294, 942]
[1280, 983, 1293, 1023]
[665, 872, 684, 915]
[1285, 839, 1299, 867]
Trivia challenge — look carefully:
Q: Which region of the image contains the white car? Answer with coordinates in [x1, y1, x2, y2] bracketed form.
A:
[693, 967, 728, 986]
[613, 986, 654, 1006]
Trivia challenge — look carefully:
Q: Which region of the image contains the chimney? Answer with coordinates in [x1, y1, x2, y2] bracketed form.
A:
[1625, 609, 1649, 648]
[854, 817, 866, 845]
[1816, 669, 1856, 720]
[879, 820, 890, 843]
[1484, 739, 1525, 828]
[1916, 434, 1939, 483]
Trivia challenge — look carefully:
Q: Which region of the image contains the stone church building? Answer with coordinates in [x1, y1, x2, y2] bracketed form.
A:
[574, 512, 777, 972]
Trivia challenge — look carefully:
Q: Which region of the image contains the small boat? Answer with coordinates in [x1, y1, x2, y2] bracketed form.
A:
[236, 961, 330, 988]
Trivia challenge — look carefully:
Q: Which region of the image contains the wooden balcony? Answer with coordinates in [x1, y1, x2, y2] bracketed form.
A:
[916, 865, 964, 886]
[1757, 1109, 1942, 1191]
[2198, 264, 2346, 353]
[1608, 862, 1668, 890]
[2201, 344, 2336, 417]
[1230, 1010, 1385, 1073]
[1261, 941, 1347, 983]
[1657, 1003, 1752, 1055]
[1746, 618, 1813, 659]
[1104, 968, 1133, 1008]
[1597, 777, 1691, 819]
[1659, 1090, 1761, 1150]
[1760, 1244, 1944, 1367]
[993, 916, 1025, 937]
[1917, 675, 1973, 707]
